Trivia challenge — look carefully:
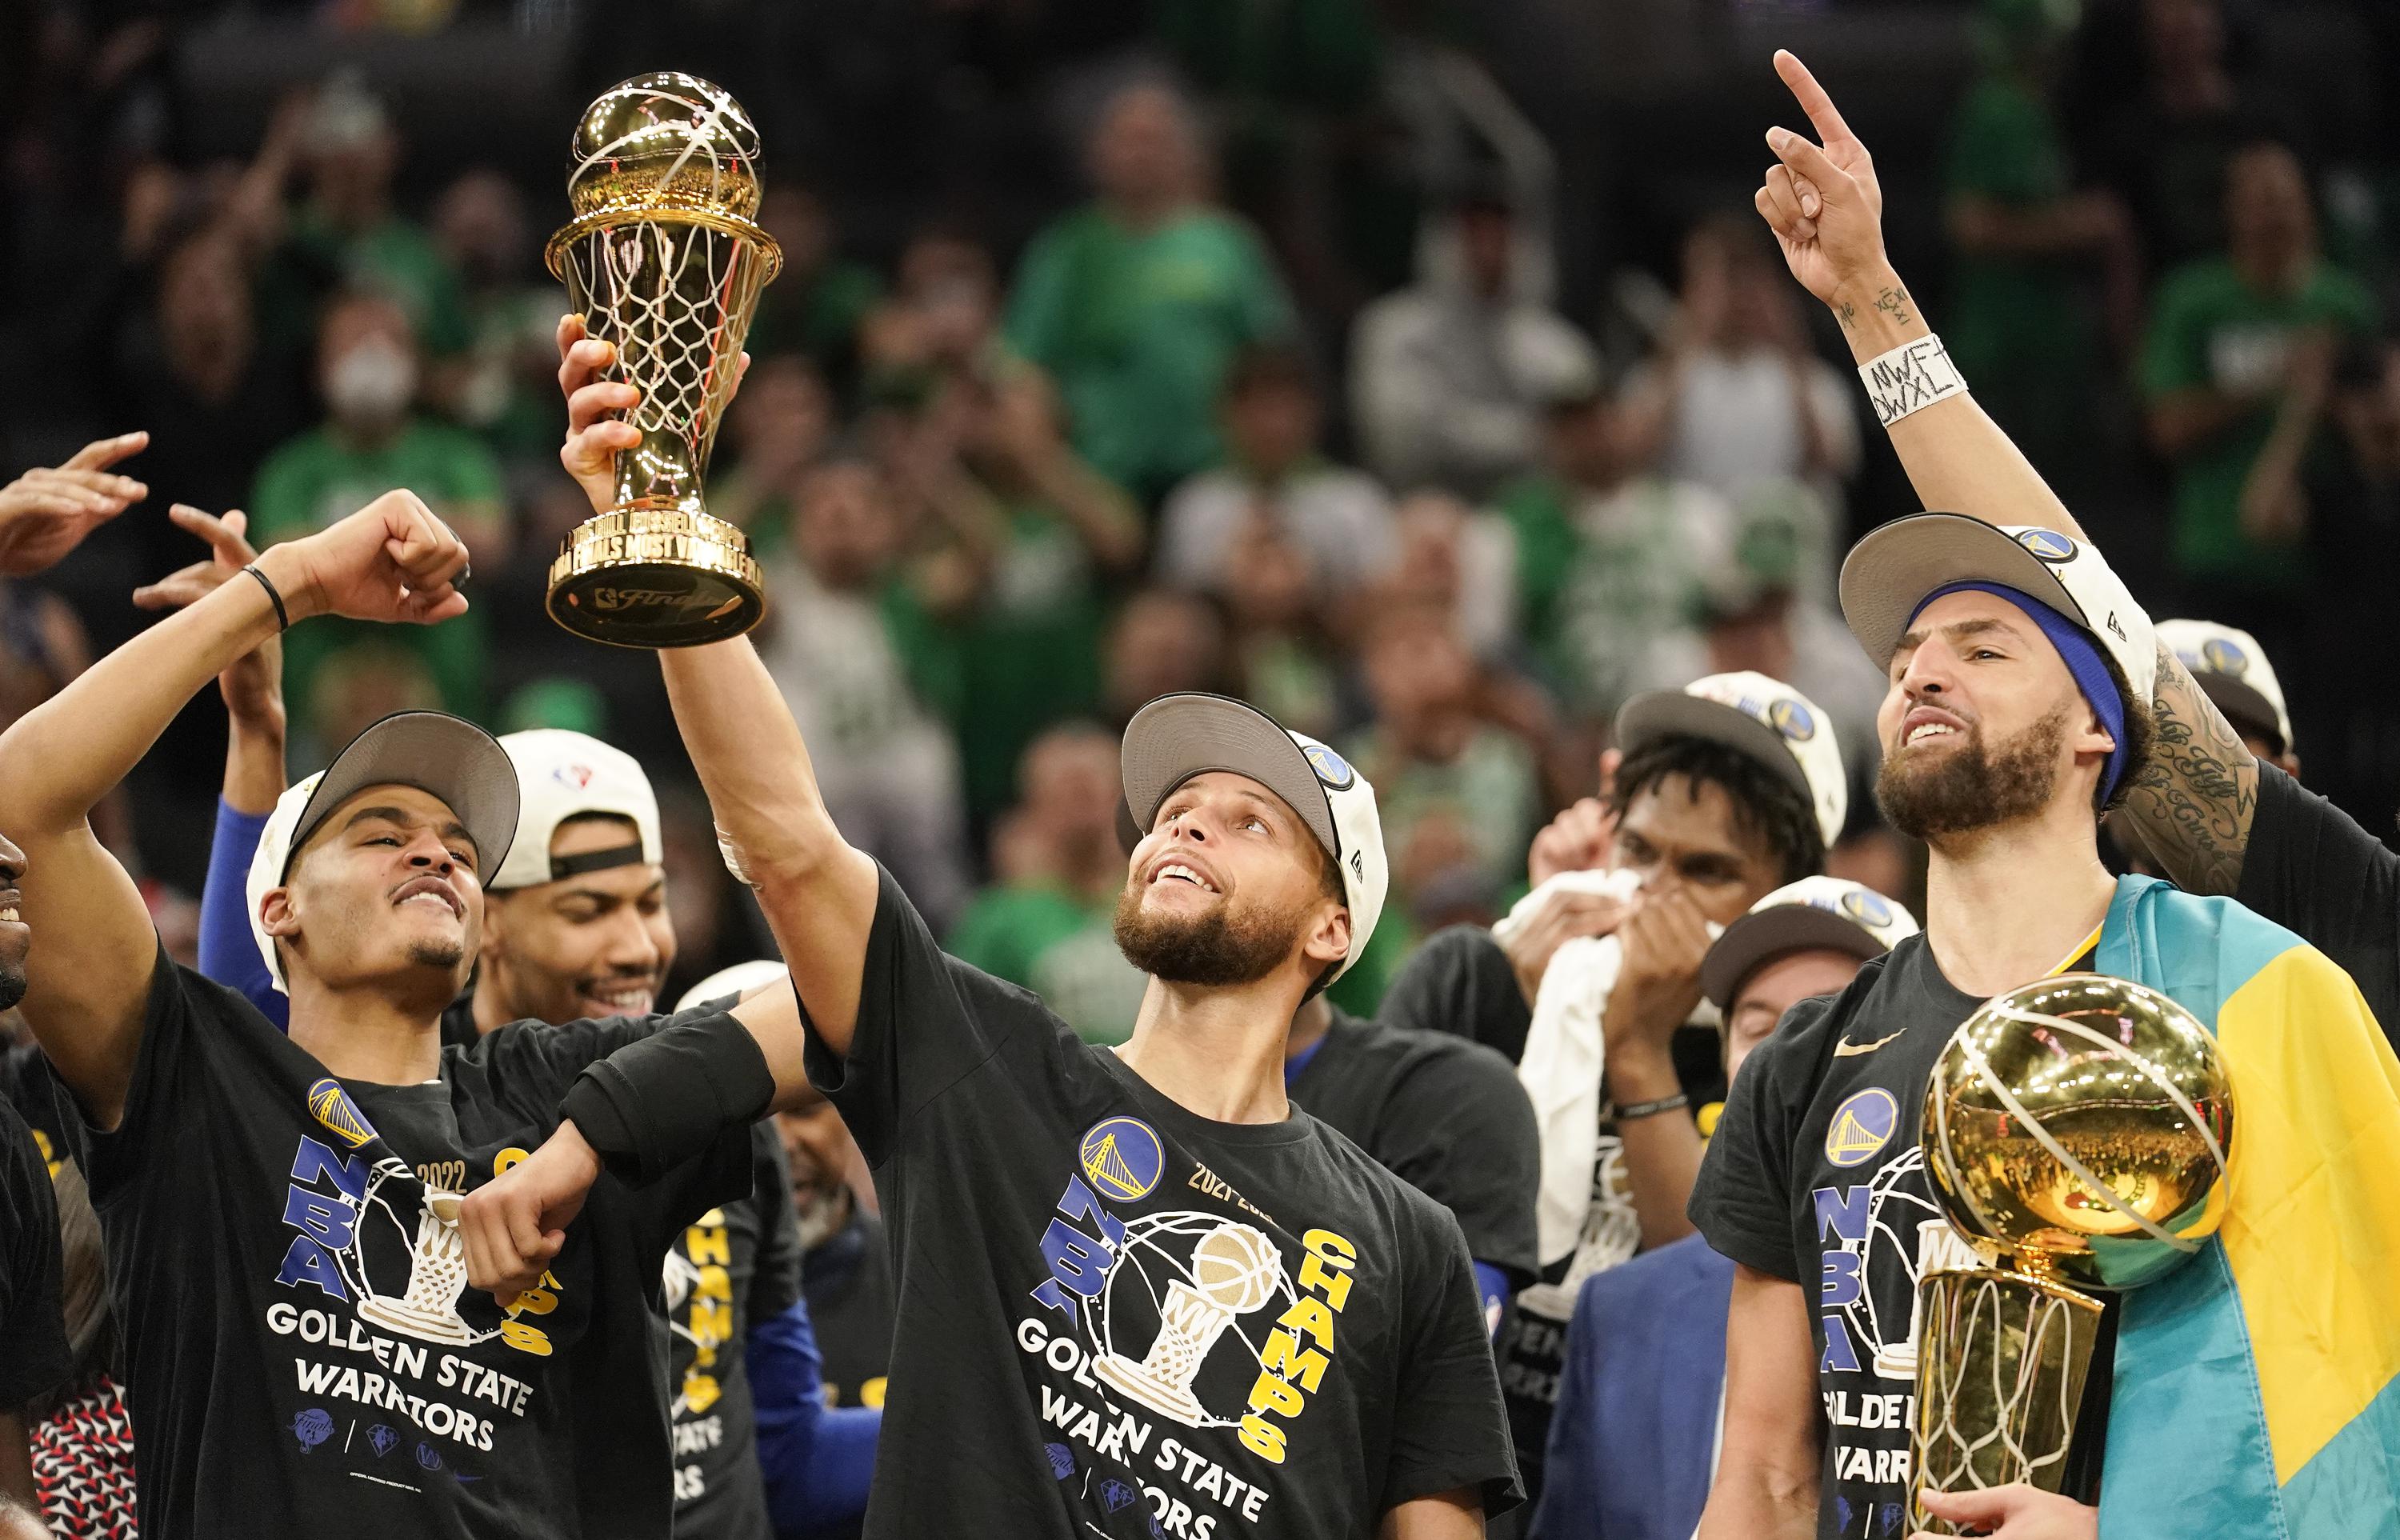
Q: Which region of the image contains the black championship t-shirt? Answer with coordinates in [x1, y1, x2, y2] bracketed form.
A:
[805, 1207, 894, 1415]
[0, 1088, 70, 1408]
[72, 950, 750, 1540]
[1289, 1008, 1539, 1286]
[1689, 936, 2107, 1540]
[669, 1123, 806, 1538]
[2235, 760, 2400, 1050]
[806, 866, 1519, 1538]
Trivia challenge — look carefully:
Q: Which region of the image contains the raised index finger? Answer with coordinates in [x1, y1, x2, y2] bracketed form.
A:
[63, 430, 149, 473]
[1774, 49, 1858, 150]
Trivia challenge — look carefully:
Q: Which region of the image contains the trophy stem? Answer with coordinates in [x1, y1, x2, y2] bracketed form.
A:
[1909, 1265, 2103, 1535]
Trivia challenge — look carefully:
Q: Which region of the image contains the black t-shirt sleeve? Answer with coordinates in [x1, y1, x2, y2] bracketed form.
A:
[79, 945, 233, 1203]
[1382, 1208, 1523, 1518]
[1378, 926, 1532, 1062]
[2235, 761, 2400, 1043]
[746, 1120, 806, 1319]
[1687, 995, 1833, 1284]
[801, 862, 1034, 1168]
[0, 1101, 70, 1407]
[1375, 1043, 1541, 1284]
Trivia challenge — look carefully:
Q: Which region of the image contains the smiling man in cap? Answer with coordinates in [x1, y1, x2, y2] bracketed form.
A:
[1686, 50, 2400, 1540]
[0, 489, 785, 1538]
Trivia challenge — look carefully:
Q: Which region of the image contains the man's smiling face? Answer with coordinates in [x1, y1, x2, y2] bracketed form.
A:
[1113, 771, 1348, 989]
[481, 814, 674, 1025]
[266, 784, 485, 996]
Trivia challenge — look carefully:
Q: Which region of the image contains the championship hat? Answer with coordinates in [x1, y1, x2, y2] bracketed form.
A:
[1838, 516, 2157, 710]
[489, 730, 664, 892]
[247, 711, 519, 992]
[1700, 876, 1919, 1011]
[1613, 672, 1848, 849]
[1118, 694, 1387, 984]
[2157, 618, 2292, 757]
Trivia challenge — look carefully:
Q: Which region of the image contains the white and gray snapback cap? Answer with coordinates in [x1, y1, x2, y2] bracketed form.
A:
[1119, 693, 1387, 983]
[246, 711, 519, 993]
[1614, 670, 1848, 849]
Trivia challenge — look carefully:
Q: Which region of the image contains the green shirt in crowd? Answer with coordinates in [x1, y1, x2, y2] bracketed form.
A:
[947, 882, 1149, 1045]
[1006, 206, 1295, 503]
[250, 418, 505, 731]
[2138, 256, 2376, 586]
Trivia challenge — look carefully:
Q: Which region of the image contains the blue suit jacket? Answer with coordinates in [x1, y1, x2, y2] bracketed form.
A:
[1527, 1234, 1735, 1540]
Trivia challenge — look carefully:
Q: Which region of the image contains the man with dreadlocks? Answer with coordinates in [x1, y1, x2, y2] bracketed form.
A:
[1378, 670, 1847, 1511]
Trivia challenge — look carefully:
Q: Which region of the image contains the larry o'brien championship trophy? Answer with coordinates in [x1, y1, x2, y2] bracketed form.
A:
[544, 73, 782, 646]
[1910, 975, 2235, 1533]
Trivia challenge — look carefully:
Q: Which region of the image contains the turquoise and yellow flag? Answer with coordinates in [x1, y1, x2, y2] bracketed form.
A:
[2095, 875, 2400, 1538]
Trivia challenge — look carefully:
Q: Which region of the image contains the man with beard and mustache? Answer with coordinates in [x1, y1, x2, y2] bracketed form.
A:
[1737, 49, 2400, 1058]
[463, 318, 1518, 1538]
[0, 830, 71, 1518]
[1685, 54, 2400, 1540]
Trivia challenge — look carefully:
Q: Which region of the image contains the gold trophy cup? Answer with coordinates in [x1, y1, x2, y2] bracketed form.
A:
[1911, 974, 2234, 1533]
[544, 73, 782, 646]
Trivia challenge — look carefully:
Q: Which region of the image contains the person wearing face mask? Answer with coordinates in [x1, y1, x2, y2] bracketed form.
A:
[248, 291, 506, 748]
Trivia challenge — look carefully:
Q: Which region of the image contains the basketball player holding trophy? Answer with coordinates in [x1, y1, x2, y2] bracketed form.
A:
[455, 79, 1519, 1523]
[1684, 50, 2400, 1540]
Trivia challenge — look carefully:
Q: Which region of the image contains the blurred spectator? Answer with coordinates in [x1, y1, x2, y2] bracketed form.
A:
[947, 723, 1148, 1044]
[261, 71, 467, 358]
[1346, 603, 1540, 918]
[1944, 0, 2139, 471]
[249, 292, 504, 741]
[710, 354, 840, 558]
[1494, 385, 1736, 719]
[1384, 490, 1522, 663]
[428, 170, 563, 464]
[755, 458, 973, 930]
[1618, 214, 1856, 598]
[2141, 141, 2376, 629]
[1350, 190, 1600, 499]
[1102, 588, 1234, 729]
[1155, 344, 1398, 602]
[866, 226, 1146, 829]
[778, 1082, 894, 1434]
[749, 181, 886, 404]
[1006, 81, 1298, 506]
[1222, 524, 1343, 742]
[2086, 0, 2304, 277]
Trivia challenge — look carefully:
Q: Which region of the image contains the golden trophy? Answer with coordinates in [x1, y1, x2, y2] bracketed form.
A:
[544, 73, 782, 646]
[1910, 974, 2234, 1533]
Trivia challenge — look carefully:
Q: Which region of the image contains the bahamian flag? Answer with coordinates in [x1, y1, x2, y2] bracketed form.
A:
[2094, 874, 2400, 1538]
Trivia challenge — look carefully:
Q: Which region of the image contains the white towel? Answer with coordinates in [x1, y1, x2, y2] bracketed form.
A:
[1505, 870, 1720, 1269]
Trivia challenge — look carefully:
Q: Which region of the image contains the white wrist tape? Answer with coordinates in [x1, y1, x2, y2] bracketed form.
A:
[1858, 334, 1967, 427]
[715, 822, 761, 888]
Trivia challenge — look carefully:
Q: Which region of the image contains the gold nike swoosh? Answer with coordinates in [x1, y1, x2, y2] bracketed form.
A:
[1832, 1029, 1906, 1058]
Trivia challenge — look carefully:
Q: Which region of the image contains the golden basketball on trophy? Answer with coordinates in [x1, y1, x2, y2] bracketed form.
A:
[1909, 974, 2235, 1534]
[544, 73, 782, 647]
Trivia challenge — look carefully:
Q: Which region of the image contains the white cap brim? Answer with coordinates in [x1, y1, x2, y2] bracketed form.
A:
[1120, 693, 1386, 983]
[1615, 676, 1847, 849]
[492, 729, 664, 891]
[247, 711, 519, 992]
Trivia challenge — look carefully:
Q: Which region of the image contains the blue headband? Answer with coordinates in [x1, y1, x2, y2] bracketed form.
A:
[1909, 582, 2129, 802]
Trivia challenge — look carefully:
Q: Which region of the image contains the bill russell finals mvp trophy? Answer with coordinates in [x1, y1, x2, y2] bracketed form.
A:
[1910, 974, 2235, 1534]
[544, 73, 782, 647]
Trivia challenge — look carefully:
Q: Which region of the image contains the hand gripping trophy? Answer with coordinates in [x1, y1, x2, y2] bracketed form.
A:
[1910, 974, 2236, 1534]
[544, 73, 782, 646]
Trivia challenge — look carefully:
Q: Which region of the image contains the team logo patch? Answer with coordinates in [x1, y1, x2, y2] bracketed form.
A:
[2198, 637, 2250, 677]
[307, 1078, 378, 1149]
[2015, 528, 2077, 564]
[292, 1407, 334, 1453]
[1825, 1087, 1899, 1168]
[1303, 742, 1355, 790]
[1078, 1116, 1164, 1202]
[1766, 696, 1817, 742]
[1840, 889, 1894, 928]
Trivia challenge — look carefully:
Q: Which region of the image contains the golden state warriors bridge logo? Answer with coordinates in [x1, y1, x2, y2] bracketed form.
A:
[1078, 1117, 1164, 1202]
[1826, 1088, 1898, 1169]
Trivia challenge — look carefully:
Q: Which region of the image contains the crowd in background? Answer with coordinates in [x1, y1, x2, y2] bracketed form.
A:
[6, 0, 2400, 1018]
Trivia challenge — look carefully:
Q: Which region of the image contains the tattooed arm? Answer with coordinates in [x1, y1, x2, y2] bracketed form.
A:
[1750, 50, 2259, 891]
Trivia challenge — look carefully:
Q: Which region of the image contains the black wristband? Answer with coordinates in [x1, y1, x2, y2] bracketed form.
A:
[1612, 1092, 1690, 1122]
[559, 1008, 777, 1187]
[242, 563, 290, 631]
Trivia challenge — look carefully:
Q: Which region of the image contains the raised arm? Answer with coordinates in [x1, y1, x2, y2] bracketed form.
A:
[1752, 49, 2258, 893]
[1694, 1265, 1819, 1540]
[0, 491, 466, 1126]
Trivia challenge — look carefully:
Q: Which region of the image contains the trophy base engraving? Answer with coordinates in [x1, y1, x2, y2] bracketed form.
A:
[546, 505, 765, 648]
[1092, 1353, 1208, 1429]
[1910, 1265, 2102, 1534]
